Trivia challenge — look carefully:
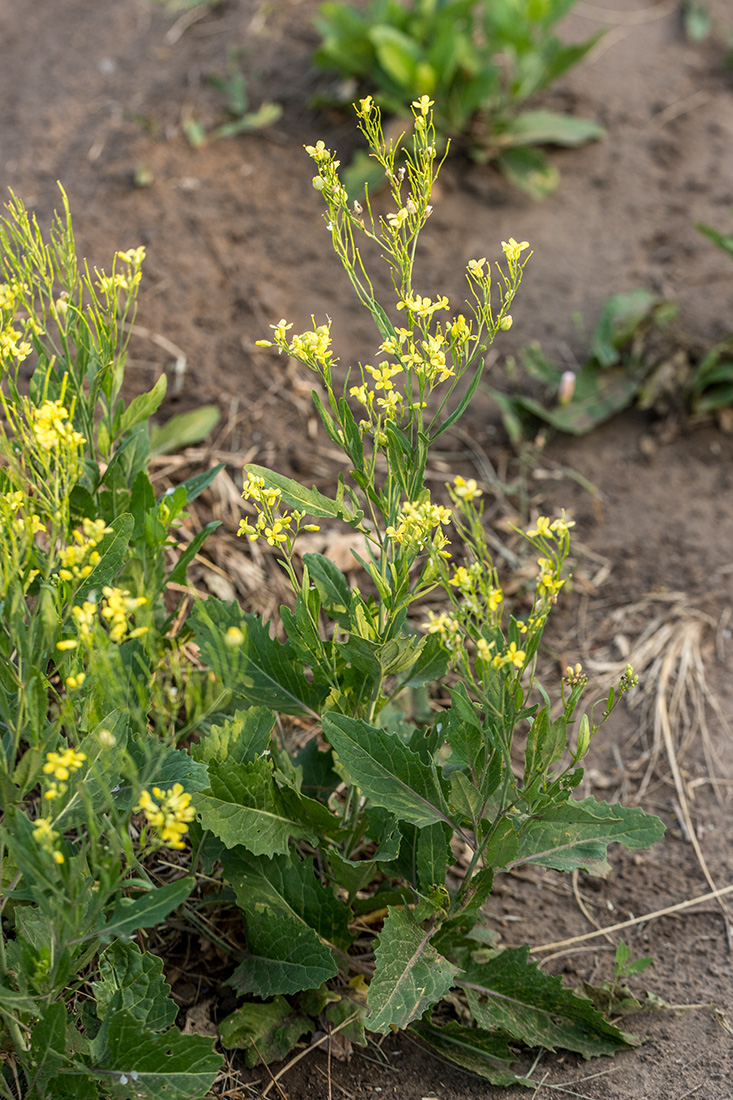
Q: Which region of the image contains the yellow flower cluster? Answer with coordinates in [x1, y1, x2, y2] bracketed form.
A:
[386, 498, 452, 553]
[44, 747, 87, 781]
[0, 323, 32, 365]
[502, 237, 530, 265]
[101, 586, 148, 643]
[423, 609, 462, 651]
[96, 247, 145, 298]
[32, 817, 64, 864]
[396, 292, 450, 320]
[43, 747, 87, 801]
[58, 518, 112, 581]
[1, 489, 45, 538]
[31, 400, 85, 452]
[536, 557, 566, 602]
[238, 472, 318, 547]
[526, 511, 575, 539]
[476, 637, 526, 671]
[134, 783, 196, 850]
[57, 586, 147, 651]
[452, 475, 482, 503]
[449, 563, 502, 618]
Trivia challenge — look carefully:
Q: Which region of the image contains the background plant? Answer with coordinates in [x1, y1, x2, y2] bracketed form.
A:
[313, 0, 605, 199]
[0, 192, 223, 1099]
[186, 99, 664, 1083]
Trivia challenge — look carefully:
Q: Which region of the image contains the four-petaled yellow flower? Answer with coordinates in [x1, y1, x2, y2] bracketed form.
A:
[501, 238, 530, 264]
[453, 475, 482, 503]
[412, 95, 434, 116]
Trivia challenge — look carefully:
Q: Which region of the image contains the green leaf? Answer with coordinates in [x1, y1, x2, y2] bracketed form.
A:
[150, 405, 221, 455]
[165, 520, 221, 587]
[684, 1, 713, 42]
[177, 463, 225, 503]
[223, 849, 353, 952]
[303, 552, 351, 627]
[367, 907, 459, 1034]
[591, 289, 659, 366]
[368, 24, 420, 90]
[100, 877, 195, 943]
[75, 513, 134, 603]
[191, 599, 328, 715]
[524, 706, 566, 784]
[323, 713, 452, 828]
[94, 941, 178, 1031]
[511, 796, 666, 876]
[118, 373, 167, 436]
[190, 707, 274, 766]
[496, 146, 559, 200]
[194, 757, 314, 855]
[90, 1009, 221, 1099]
[219, 997, 310, 1065]
[505, 109, 604, 148]
[29, 1001, 67, 1094]
[460, 947, 636, 1057]
[411, 1019, 529, 1087]
[229, 909, 338, 997]
[245, 463, 359, 521]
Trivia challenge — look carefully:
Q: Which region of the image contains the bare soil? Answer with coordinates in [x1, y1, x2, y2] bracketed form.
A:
[2, 1, 732, 1097]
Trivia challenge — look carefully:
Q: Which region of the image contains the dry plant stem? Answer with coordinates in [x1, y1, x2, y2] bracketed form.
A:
[530, 882, 733, 955]
[260, 1014, 360, 1099]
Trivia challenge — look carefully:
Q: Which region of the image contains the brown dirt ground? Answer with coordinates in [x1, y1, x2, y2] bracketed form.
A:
[2, 0, 733, 1097]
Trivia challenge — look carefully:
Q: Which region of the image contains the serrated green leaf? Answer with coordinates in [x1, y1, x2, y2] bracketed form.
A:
[229, 910, 338, 997]
[223, 849, 353, 951]
[511, 796, 665, 875]
[94, 941, 177, 1030]
[367, 907, 459, 1034]
[100, 878, 194, 944]
[323, 713, 452, 828]
[219, 997, 310, 1065]
[191, 599, 327, 715]
[460, 947, 636, 1057]
[411, 1019, 528, 1087]
[591, 289, 658, 366]
[29, 1001, 67, 1094]
[194, 757, 313, 855]
[90, 1009, 221, 1099]
[190, 707, 274, 766]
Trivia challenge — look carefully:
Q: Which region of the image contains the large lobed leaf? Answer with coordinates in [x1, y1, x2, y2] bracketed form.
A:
[459, 947, 636, 1058]
[511, 796, 665, 876]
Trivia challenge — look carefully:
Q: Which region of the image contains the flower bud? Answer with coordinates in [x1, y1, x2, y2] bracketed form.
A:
[499, 315, 513, 331]
[558, 370, 576, 405]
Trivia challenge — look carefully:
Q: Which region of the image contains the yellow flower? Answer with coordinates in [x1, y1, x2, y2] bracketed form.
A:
[412, 95, 434, 116]
[550, 510, 575, 536]
[225, 626, 244, 647]
[527, 516, 552, 538]
[467, 258, 486, 279]
[32, 400, 85, 451]
[134, 783, 196, 850]
[32, 817, 64, 863]
[453, 475, 482, 503]
[43, 748, 87, 782]
[501, 238, 530, 264]
[476, 637, 494, 663]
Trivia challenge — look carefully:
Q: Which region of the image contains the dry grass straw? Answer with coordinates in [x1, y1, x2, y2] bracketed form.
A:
[579, 591, 732, 945]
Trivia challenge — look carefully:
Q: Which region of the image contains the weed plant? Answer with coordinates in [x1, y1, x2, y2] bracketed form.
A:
[314, 0, 605, 198]
[0, 104, 665, 1097]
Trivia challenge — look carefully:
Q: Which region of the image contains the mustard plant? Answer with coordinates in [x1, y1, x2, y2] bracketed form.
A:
[189, 100, 664, 1081]
[0, 193, 222, 1098]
